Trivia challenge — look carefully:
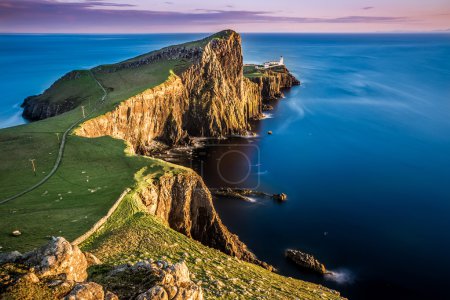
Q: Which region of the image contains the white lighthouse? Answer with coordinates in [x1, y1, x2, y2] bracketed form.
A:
[279, 56, 284, 65]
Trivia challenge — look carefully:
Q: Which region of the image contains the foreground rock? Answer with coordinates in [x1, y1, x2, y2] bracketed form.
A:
[64, 282, 105, 300]
[285, 249, 327, 275]
[91, 260, 202, 300]
[23, 236, 88, 282]
[0, 237, 202, 300]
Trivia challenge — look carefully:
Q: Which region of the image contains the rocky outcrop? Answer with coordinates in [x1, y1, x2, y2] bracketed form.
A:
[285, 249, 327, 275]
[64, 282, 105, 300]
[273, 193, 288, 202]
[94, 260, 203, 300]
[0, 237, 201, 300]
[94, 45, 203, 74]
[137, 170, 272, 270]
[22, 94, 79, 121]
[22, 236, 88, 282]
[21, 71, 85, 121]
[75, 30, 263, 153]
[75, 75, 189, 153]
[180, 34, 262, 137]
[248, 65, 300, 101]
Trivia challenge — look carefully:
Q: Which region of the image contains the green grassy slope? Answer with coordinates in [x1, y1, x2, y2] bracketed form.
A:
[244, 64, 289, 79]
[81, 169, 343, 300]
[0, 136, 151, 252]
[243, 65, 265, 78]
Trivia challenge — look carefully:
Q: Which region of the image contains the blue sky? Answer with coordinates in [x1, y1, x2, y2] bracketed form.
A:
[1, 0, 449, 33]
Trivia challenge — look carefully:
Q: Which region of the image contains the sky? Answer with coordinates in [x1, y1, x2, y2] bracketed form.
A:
[1, 0, 450, 33]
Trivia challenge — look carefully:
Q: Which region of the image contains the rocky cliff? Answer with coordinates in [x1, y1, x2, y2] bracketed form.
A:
[21, 71, 87, 121]
[77, 75, 189, 154]
[22, 95, 78, 121]
[75, 30, 263, 153]
[247, 65, 300, 101]
[136, 169, 271, 270]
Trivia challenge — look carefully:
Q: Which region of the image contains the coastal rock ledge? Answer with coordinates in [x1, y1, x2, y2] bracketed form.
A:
[285, 249, 327, 275]
[0, 237, 203, 300]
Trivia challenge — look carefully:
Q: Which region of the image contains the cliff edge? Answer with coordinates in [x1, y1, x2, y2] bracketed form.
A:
[74, 30, 263, 153]
[135, 167, 271, 269]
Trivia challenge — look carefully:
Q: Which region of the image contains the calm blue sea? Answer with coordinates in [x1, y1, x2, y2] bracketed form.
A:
[1, 33, 450, 299]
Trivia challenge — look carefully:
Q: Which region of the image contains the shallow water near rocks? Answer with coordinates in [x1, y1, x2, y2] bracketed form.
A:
[1, 33, 450, 299]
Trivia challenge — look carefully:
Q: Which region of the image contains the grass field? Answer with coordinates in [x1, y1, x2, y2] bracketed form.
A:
[244, 64, 289, 79]
[243, 65, 265, 78]
[0, 136, 153, 252]
[81, 168, 343, 300]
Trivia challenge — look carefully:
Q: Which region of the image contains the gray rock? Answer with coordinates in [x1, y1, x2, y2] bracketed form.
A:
[105, 291, 119, 300]
[23, 236, 88, 281]
[64, 282, 104, 300]
[0, 250, 22, 264]
[285, 249, 326, 275]
[136, 285, 168, 300]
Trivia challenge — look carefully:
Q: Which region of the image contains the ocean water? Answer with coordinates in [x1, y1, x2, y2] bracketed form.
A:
[1, 33, 450, 299]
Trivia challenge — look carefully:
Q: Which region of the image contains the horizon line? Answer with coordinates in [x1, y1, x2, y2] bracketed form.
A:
[1, 31, 449, 35]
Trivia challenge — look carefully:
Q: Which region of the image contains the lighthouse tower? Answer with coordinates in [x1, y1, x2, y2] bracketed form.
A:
[279, 56, 284, 65]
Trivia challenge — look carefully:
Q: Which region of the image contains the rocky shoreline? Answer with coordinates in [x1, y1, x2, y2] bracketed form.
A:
[285, 249, 328, 275]
[212, 188, 287, 203]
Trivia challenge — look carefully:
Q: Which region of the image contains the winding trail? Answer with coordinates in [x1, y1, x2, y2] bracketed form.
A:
[0, 71, 107, 205]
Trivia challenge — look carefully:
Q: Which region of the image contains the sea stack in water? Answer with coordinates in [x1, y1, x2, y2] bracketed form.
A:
[285, 249, 326, 275]
[273, 193, 287, 201]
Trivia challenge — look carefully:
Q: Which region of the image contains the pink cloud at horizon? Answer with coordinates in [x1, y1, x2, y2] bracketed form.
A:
[0, 0, 449, 33]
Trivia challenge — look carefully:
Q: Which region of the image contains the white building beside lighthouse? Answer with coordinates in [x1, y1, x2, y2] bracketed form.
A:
[263, 56, 284, 69]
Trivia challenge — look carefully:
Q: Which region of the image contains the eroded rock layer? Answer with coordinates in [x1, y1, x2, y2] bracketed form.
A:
[137, 170, 271, 270]
[76, 75, 188, 153]
[248, 65, 300, 101]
